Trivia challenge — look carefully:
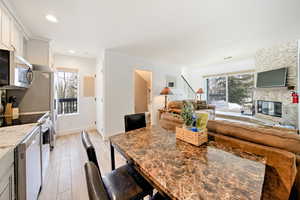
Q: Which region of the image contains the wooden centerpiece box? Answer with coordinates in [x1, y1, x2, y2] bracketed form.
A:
[176, 127, 208, 146]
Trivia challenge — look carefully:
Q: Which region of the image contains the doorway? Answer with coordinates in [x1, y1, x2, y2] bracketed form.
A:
[134, 69, 152, 125]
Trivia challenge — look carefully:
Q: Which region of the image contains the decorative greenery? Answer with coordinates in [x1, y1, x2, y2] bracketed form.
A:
[181, 101, 194, 127]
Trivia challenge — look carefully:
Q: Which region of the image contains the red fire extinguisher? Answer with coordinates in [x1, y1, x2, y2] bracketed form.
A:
[292, 91, 299, 104]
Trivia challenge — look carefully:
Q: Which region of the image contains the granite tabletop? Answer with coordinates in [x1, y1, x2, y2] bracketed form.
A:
[110, 126, 266, 200]
[0, 123, 38, 161]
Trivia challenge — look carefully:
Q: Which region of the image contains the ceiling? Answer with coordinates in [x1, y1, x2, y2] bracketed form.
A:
[9, 0, 300, 67]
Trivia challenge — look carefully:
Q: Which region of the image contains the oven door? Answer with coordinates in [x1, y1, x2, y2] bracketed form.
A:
[41, 123, 50, 184]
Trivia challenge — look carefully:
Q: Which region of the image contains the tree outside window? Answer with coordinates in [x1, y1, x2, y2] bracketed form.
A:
[55, 70, 78, 115]
[207, 73, 254, 115]
[228, 74, 254, 114]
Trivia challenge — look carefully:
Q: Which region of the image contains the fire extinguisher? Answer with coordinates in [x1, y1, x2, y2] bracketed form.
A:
[292, 91, 299, 104]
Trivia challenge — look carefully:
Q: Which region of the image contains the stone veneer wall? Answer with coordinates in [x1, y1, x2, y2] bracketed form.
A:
[254, 41, 298, 127]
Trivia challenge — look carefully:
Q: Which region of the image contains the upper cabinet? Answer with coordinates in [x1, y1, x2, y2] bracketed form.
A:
[0, 5, 25, 57]
[11, 22, 23, 57]
[1, 9, 11, 49]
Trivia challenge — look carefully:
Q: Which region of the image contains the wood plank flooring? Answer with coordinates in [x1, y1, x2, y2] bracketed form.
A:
[38, 131, 126, 200]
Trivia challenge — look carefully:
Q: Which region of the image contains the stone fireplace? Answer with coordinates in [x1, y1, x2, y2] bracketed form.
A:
[253, 41, 298, 127]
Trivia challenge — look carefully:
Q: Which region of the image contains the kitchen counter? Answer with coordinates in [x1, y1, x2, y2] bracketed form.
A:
[0, 123, 38, 161]
[0, 148, 11, 162]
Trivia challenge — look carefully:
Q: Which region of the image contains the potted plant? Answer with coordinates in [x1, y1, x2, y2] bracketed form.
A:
[181, 101, 194, 128]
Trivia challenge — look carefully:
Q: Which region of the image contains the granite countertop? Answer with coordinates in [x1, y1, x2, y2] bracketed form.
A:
[0, 123, 38, 161]
[110, 126, 266, 200]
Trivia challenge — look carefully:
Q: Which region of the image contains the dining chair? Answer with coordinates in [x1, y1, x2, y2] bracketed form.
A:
[81, 131, 153, 200]
[84, 161, 110, 200]
[124, 113, 146, 132]
[81, 131, 100, 169]
[150, 193, 171, 200]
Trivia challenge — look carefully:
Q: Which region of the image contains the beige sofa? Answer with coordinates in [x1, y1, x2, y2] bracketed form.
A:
[159, 118, 300, 199]
[159, 100, 215, 131]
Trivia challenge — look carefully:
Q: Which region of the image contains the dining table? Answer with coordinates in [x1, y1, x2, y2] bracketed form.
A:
[109, 126, 266, 200]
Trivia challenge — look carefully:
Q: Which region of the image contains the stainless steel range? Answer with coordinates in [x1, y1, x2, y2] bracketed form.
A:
[38, 112, 53, 184]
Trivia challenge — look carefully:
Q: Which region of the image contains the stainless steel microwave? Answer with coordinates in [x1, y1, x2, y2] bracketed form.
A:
[0, 49, 33, 89]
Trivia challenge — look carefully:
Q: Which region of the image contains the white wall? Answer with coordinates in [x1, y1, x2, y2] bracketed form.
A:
[54, 54, 97, 135]
[184, 58, 255, 100]
[95, 52, 105, 137]
[26, 39, 51, 66]
[103, 50, 183, 138]
[298, 40, 300, 128]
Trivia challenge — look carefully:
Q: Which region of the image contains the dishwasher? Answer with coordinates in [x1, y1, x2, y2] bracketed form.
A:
[15, 126, 42, 200]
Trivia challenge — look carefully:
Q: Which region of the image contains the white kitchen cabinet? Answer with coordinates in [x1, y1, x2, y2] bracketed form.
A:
[0, 151, 14, 200]
[0, 167, 14, 200]
[0, 6, 25, 56]
[10, 23, 17, 49]
[11, 22, 23, 56]
[0, 4, 27, 56]
[1, 8, 11, 49]
[16, 30, 24, 57]
[10, 21, 24, 57]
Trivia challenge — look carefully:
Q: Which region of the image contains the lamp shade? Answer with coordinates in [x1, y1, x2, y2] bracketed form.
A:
[196, 88, 204, 94]
[160, 87, 173, 95]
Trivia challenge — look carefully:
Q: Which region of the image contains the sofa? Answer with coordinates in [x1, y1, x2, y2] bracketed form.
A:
[167, 100, 216, 115]
[160, 118, 300, 200]
[159, 100, 216, 131]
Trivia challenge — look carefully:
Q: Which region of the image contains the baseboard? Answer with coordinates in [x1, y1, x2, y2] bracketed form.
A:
[57, 126, 96, 137]
[94, 129, 108, 141]
[102, 133, 110, 141]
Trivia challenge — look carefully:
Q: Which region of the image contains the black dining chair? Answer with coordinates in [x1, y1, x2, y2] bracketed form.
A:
[81, 131, 153, 200]
[124, 113, 146, 132]
[150, 193, 171, 200]
[84, 161, 110, 200]
[81, 131, 100, 169]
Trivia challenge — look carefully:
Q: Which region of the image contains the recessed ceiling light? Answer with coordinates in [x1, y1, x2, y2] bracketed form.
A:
[45, 14, 58, 23]
[224, 56, 233, 60]
[69, 50, 75, 54]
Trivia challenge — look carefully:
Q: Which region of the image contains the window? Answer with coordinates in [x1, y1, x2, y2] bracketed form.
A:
[207, 77, 227, 108]
[55, 69, 79, 115]
[228, 74, 254, 114]
[206, 73, 254, 115]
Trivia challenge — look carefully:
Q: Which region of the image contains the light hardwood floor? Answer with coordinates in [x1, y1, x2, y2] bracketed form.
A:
[38, 131, 126, 200]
